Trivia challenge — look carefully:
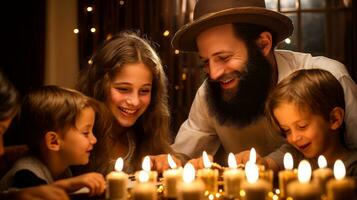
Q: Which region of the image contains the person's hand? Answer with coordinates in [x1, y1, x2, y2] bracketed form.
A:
[54, 172, 106, 196]
[188, 154, 213, 169]
[5, 185, 69, 200]
[150, 154, 182, 172]
[235, 151, 268, 167]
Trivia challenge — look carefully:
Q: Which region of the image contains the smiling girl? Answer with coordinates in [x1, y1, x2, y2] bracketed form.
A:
[77, 31, 180, 174]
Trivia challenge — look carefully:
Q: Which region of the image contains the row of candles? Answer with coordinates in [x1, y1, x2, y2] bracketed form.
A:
[106, 148, 356, 200]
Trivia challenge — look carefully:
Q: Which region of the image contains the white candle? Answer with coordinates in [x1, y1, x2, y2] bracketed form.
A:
[223, 153, 245, 199]
[135, 156, 158, 184]
[177, 163, 204, 200]
[287, 160, 321, 200]
[197, 151, 218, 194]
[106, 158, 128, 200]
[132, 170, 157, 200]
[312, 155, 333, 194]
[278, 153, 297, 198]
[248, 147, 274, 190]
[240, 161, 270, 200]
[327, 160, 356, 200]
[163, 154, 183, 198]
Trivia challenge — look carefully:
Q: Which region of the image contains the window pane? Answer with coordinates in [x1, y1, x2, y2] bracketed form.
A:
[280, 0, 297, 11]
[301, 0, 326, 9]
[278, 14, 298, 51]
[265, 0, 278, 10]
[302, 13, 326, 55]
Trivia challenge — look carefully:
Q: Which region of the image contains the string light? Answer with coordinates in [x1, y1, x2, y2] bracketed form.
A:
[119, 0, 125, 5]
[73, 29, 79, 34]
[174, 50, 180, 54]
[163, 30, 170, 37]
[90, 28, 96, 33]
[86, 6, 93, 12]
[285, 38, 291, 44]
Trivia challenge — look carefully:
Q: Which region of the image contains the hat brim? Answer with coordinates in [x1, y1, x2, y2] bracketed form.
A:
[172, 7, 293, 52]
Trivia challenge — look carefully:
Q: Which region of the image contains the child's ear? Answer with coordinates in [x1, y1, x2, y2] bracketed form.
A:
[256, 31, 273, 56]
[44, 131, 61, 151]
[329, 107, 344, 130]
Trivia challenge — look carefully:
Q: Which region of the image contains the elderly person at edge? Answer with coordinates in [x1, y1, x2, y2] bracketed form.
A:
[155, 0, 357, 172]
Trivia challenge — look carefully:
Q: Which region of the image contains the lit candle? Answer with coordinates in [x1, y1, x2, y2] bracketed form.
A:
[132, 170, 157, 200]
[312, 155, 333, 194]
[106, 158, 128, 200]
[240, 161, 270, 200]
[287, 160, 321, 200]
[197, 151, 218, 194]
[249, 148, 274, 189]
[278, 152, 297, 199]
[163, 154, 183, 198]
[177, 163, 204, 200]
[135, 156, 158, 183]
[326, 160, 356, 200]
[223, 153, 245, 199]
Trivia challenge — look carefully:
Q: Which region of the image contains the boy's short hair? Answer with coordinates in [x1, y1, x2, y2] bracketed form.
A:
[20, 86, 101, 155]
[266, 69, 345, 135]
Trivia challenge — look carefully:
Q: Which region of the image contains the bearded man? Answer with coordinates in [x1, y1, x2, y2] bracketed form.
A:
[168, 0, 357, 170]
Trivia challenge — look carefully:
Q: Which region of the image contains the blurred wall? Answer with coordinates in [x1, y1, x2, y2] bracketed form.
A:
[45, 0, 78, 88]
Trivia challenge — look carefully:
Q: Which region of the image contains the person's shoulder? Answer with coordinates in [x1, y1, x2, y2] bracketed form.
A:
[344, 151, 357, 176]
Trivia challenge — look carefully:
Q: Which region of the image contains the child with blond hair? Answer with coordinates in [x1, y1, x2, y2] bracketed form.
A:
[262, 69, 357, 176]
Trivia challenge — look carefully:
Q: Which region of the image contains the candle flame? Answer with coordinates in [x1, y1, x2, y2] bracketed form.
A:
[245, 161, 259, 184]
[283, 152, 293, 170]
[318, 155, 327, 168]
[333, 159, 345, 180]
[139, 170, 149, 183]
[297, 160, 311, 183]
[183, 163, 195, 183]
[114, 157, 124, 172]
[168, 154, 177, 169]
[228, 153, 238, 169]
[142, 156, 151, 171]
[202, 151, 212, 168]
[249, 148, 256, 163]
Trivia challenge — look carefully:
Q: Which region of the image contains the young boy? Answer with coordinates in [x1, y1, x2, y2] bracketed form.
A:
[264, 69, 357, 176]
[0, 85, 106, 196]
[0, 71, 69, 200]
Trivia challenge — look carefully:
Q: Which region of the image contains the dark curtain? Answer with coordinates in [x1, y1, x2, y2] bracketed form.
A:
[0, 0, 46, 146]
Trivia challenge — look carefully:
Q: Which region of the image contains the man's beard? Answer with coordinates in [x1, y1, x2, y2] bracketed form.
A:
[205, 45, 273, 127]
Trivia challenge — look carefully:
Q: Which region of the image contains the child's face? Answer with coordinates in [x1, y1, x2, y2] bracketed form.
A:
[60, 107, 97, 165]
[107, 62, 152, 127]
[273, 102, 334, 158]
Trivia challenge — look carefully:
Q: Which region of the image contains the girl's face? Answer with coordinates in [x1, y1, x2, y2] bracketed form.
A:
[59, 107, 97, 165]
[273, 102, 334, 158]
[107, 62, 153, 127]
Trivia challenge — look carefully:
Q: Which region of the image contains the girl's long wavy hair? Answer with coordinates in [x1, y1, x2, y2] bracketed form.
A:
[77, 31, 174, 171]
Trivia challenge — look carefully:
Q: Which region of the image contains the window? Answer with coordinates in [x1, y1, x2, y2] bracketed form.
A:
[265, 0, 352, 56]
